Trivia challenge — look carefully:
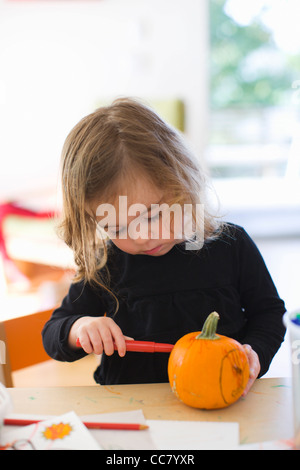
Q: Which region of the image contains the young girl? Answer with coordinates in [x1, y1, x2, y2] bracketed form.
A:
[42, 98, 286, 395]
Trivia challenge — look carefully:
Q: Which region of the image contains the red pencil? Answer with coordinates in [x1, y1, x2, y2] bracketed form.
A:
[4, 418, 148, 431]
[76, 338, 174, 353]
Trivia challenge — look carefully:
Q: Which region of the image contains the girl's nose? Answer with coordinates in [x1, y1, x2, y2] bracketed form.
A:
[132, 234, 149, 245]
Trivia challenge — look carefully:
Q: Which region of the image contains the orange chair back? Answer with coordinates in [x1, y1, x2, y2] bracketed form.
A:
[0, 308, 54, 386]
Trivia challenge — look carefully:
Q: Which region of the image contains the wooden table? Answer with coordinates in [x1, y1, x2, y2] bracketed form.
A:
[8, 377, 294, 446]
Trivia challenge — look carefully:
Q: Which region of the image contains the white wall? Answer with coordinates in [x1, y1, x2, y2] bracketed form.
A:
[0, 0, 209, 203]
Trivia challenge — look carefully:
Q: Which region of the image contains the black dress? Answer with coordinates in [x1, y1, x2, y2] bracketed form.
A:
[42, 224, 286, 385]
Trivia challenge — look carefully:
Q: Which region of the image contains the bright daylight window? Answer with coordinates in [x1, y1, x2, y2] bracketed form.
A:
[207, 0, 300, 180]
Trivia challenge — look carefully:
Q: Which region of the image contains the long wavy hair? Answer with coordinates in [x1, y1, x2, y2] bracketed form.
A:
[59, 97, 222, 310]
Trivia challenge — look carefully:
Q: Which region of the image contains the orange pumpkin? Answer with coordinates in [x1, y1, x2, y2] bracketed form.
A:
[168, 311, 249, 409]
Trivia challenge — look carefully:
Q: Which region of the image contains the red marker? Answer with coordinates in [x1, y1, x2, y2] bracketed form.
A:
[76, 338, 174, 353]
[4, 418, 148, 431]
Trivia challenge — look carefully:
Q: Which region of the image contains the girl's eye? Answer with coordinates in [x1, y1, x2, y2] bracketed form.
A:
[106, 226, 126, 238]
[111, 227, 125, 236]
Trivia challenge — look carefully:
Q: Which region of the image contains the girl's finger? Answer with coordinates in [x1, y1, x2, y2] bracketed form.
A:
[78, 333, 93, 354]
[111, 335, 135, 357]
[100, 327, 116, 356]
[241, 344, 261, 396]
[88, 328, 104, 355]
[110, 324, 134, 357]
[243, 344, 255, 372]
[242, 376, 255, 397]
[111, 330, 128, 357]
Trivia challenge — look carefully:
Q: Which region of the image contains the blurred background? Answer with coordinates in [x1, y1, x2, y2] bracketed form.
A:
[0, 0, 299, 377]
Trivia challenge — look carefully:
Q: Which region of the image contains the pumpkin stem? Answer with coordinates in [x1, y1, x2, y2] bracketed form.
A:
[196, 311, 220, 340]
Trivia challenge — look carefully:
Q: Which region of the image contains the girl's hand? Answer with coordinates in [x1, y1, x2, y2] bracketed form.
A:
[69, 316, 133, 357]
[242, 344, 261, 397]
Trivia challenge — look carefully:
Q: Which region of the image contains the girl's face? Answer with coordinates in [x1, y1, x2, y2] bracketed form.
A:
[93, 177, 184, 256]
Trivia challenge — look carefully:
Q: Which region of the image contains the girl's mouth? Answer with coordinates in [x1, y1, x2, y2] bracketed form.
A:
[142, 244, 163, 255]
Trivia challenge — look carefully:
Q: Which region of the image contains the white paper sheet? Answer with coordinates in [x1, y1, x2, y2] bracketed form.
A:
[3, 410, 240, 450]
[236, 438, 295, 450]
[1, 411, 101, 450]
[81, 409, 156, 450]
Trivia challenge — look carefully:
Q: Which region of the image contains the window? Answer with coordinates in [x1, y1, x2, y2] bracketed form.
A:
[207, 0, 300, 179]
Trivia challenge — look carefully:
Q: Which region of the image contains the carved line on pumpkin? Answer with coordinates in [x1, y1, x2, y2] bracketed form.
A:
[219, 347, 248, 406]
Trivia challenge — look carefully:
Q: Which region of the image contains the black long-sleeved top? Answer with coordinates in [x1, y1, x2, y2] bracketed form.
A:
[42, 224, 286, 385]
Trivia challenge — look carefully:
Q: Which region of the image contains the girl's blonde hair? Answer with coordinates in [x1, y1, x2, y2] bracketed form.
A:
[59, 97, 221, 307]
